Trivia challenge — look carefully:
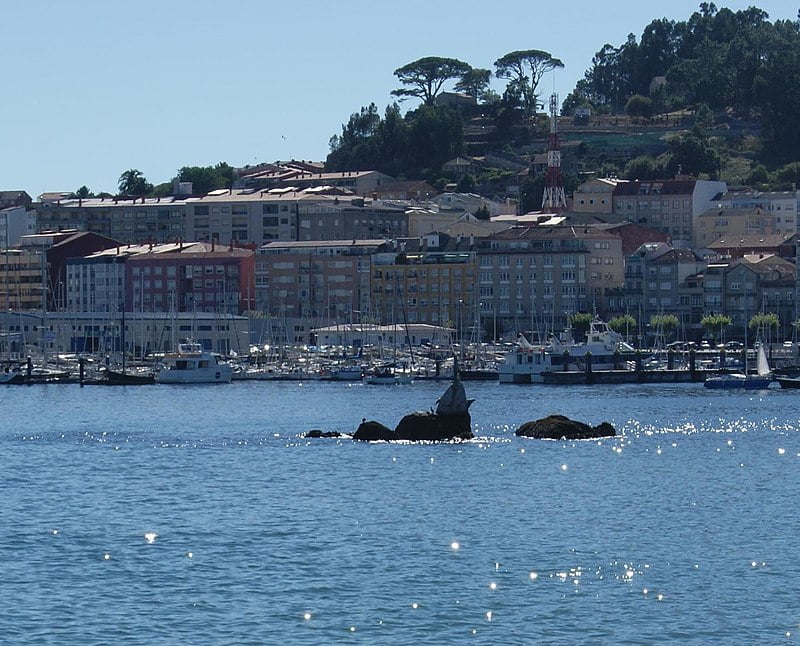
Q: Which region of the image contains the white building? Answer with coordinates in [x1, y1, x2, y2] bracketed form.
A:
[0, 206, 36, 247]
[714, 190, 798, 232]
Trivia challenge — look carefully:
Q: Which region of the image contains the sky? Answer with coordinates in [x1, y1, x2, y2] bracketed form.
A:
[1, 0, 795, 197]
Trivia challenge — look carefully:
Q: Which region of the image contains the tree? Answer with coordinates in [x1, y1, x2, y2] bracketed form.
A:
[609, 314, 638, 342]
[405, 105, 464, 175]
[327, 103, 382, 171]
[624, 94, 655, 120]
[519, 174, 545, 213]
[623, 156, 665, 180]
[118, 169, 153, 197]
[175, 162, 234, 195]
[457, 174, 475, 193]
[473, 204, 490, 220]
[455, 68, 491, 99]
[494, 50, 564, 118]
[773, 162, 800, 190]
[667, 129, 721, 178]
[391, 57, 472, 106]
[649, 314, 679, 341]
[569, 312, 594, 341]
[701, 313, 731, 343]
[744, 164, 770, 187]
[74, 185, 92, 199]
[749, 312, 779, 344]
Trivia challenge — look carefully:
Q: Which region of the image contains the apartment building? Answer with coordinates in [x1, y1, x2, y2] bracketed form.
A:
[706, 233, 799, 261]
[614, 243, 707, 341]
[572, 178, 627, 214]
[370, 235, 477, 334]
[238, 168, 393, 195]
[0, 206, 36, 247]
[473, 225, 624, 338]
[612, 178, 726, 247]
[703, 255, 796, 342]
[716, 190, 798, 231]
[35, 196, 187, 243]
[185, 189, 409, 245]
[254, 239, 382, 343]
[125, 243, 254, 315]
[0, 247, 46, 311]
[694, 207, 785, 249]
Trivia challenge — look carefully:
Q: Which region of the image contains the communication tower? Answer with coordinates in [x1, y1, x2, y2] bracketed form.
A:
[541, 93, 567, 212]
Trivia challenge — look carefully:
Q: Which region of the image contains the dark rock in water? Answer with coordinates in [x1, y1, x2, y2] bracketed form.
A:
[354, 363, 475, 442]
[353, 420, 396, 442]
[516, 415, 616, 440]
[305, 429, 343, 438]
[395, 410, 474, 441]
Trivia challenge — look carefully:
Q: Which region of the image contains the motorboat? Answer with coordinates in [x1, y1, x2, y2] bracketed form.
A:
[498, 317, 636, 384]
[156, 341, 233, 384]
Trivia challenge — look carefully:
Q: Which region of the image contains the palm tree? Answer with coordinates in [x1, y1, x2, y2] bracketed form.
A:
[118, 169, 152, 197]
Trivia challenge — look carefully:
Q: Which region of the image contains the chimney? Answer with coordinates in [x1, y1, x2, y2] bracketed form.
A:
[212, 239, 215, 252]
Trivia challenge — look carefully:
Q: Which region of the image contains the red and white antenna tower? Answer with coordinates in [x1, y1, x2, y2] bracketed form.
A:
[541, 93, 567, 213]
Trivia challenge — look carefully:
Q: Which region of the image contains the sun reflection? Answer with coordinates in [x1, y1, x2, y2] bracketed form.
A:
[144, 532, 158, 544]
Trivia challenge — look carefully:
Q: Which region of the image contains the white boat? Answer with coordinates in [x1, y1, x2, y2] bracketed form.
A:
[231, 364, 282, 381]
[498, 317, 636, 384]
[326, 365, 364, 381]
[156, 341, 233, 384]
[703, 345, 772, 390]
[0, 366, 23, 384]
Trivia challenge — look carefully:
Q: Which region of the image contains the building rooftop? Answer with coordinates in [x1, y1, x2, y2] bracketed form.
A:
[613, 180, 699, 196]
[708, 233, 797, 249]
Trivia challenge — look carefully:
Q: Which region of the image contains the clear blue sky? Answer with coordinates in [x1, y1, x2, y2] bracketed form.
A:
[2, 0, 794, 196]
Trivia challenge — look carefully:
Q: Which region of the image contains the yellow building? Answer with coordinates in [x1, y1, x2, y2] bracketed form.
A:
[0, 248, 46, 311]
[370, 241, 477, 336]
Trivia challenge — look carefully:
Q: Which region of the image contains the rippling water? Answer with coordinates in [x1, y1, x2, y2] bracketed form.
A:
[2, 381, 799, 644]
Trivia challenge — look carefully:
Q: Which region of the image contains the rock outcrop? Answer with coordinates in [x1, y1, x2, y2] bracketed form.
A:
[394, 410, 473, 441]
[354, 362, 475, 442]
[352, 420, 396, 441]
[305, 429, 344, 439]
[515, 415, 616, 440]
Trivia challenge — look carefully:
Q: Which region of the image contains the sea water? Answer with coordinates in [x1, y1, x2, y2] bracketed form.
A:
[1, 381, 798, 644]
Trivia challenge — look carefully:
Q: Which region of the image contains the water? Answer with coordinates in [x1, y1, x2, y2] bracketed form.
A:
[1, 381, 799, 644]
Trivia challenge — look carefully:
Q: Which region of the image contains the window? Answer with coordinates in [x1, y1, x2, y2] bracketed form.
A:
[262, 204, 279, 214]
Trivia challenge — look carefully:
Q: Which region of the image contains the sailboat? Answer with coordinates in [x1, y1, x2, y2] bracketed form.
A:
[703, 344, 772, 389]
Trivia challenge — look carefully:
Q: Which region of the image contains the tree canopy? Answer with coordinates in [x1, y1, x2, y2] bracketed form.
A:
[391, 57, 472, 105]
[175, 162, 235, 195]
[494, 49, 563, 118]
[327, 103, 463, 178]
[118, 169, 153, 197]
[566, 5, 800, 163]
[454, 68, 492, 99]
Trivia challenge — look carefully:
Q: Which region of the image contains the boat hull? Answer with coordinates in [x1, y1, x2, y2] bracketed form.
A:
[703, 376, 771, 389]
[157, 366, 233, 384]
